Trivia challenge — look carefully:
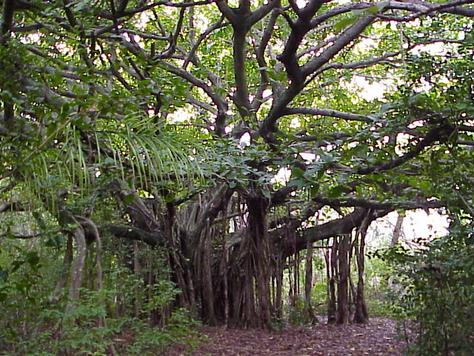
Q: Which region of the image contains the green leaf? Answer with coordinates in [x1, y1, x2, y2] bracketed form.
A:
[26, 252, 40, 269]
[123, 194, 135, 205]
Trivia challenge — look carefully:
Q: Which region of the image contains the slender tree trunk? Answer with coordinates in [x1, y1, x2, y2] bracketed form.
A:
[354, 213, 371, 323]
[304, 240, 317, 324]
[275, 254, 283, 320]
[391, 212, 404, 246]
[133, 241, 141, 318]
[165, 204, 192, 308]
[295, 251, 300, 299]
[66, 226, 87, 312]
[271, 275, 276, 311]
[81, 217, 107, 329]
[348, 233, 355, 320]
[326, 239, 337, 324]
[201, 226, 217, 325]
[223, 247, 229, 326]
[336, 234, 350, 325]
[51, 236, 73, 302]
[285, 256, 291, 306]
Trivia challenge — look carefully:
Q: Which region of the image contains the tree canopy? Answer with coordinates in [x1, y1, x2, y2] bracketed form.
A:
[0, 0, 473, 351]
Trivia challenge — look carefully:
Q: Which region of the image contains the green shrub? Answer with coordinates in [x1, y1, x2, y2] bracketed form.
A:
[126, 308, 202, 355]
[381, 223, 474, 355]
[0, 241, 201, 355]
[364, 255, 395, 318]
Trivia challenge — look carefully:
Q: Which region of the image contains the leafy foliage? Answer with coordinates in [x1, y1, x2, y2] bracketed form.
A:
[0, 0, 473, 350]
[381, 222, 474, 355]
[0, 239, 200, 354]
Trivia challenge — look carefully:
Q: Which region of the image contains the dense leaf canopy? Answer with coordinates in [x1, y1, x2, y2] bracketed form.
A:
[1, 0, 473, 215]
[0, 0, 473, 345]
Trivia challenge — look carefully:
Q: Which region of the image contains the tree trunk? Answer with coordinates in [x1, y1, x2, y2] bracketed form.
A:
[200, 226, 217, 325]
[133, 241, 141, 318]
[230, 192, 271, 328]
[391, 212, 404, 246]
[166, 204, 193, 309]
[336, 234, 350, 325]
[66, 226, 87, 312]
[354, 213, 371, 323]
[326, 239, 337, 324]
[304, 240, 317, 324]
[275, 254, 283, 320]
[295, 251, 300, 300]
[51, 235, 73, 302]
[247, 194, 272, 328]
[222, 246, 229, 326]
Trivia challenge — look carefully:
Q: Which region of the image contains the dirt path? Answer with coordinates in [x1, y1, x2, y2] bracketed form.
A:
[172, 318, 406, 355]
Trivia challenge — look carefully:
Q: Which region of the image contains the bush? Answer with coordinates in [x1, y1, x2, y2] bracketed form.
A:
[364, 255, 396, 318]
[0, 240, 201, 355]
[381, 223, 474, 355]
[126, 308, 202, 355]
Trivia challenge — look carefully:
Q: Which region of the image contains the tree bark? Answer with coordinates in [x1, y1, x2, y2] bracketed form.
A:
[274, 253, 283, 320]
[326, 238, 337, 324]
[391, 212, 404, 246]
[66, 226, 87, 312]
[353, 211, 371, 323]
[228, 191, 272, 328]
[51, 235, 73, 302]
[200, 226, 217, 325]
[336, 234, 350, 325]
[246, 193, 272, 328]
[304, 239, 317, 324]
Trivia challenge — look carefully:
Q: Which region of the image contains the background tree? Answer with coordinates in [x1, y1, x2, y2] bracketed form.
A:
[0, 0, 473, 351]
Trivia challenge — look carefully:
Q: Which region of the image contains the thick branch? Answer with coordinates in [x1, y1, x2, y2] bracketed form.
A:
[0, 201, 26, 213]
[282, 208, 391, 256]
[302, 15, 376, 77]
[0, 0, 15, 42]
[233, 28, 252, 114]
[157, 61, 228, 116]
[105, 224, 163, 246]
[262, 13, 376, 141]
[252, 9, 280, 110]
[313, 196, 445, 210]
[215, 0, 237, 23]
[356, 123, 454, 175]
[283, 107, 372, 123]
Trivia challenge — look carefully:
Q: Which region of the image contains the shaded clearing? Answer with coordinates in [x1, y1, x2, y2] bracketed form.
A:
[170, 318, 405, 355]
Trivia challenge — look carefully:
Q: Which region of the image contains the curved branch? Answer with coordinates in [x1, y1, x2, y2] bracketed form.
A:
[76, 217, 103, 290]
[302, 14, 376, 77]
[157, 61, 227, 115]
[0, 201, 26, 213]
[105, 224, 163, 246]
[283, 208, 391, 256]
[248, 0, 281, 26]
[215, 0, 237, 23]
[356, 123, 454, 175]
[381, 0, 474, 21]
[283, 107, 372, 123]
[183, 16, 226, 69]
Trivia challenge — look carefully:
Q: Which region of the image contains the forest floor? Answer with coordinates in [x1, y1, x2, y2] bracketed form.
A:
[169, 318, 407, 355]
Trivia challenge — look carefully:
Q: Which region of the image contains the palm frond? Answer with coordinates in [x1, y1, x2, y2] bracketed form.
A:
[12, 112, 209, 212]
